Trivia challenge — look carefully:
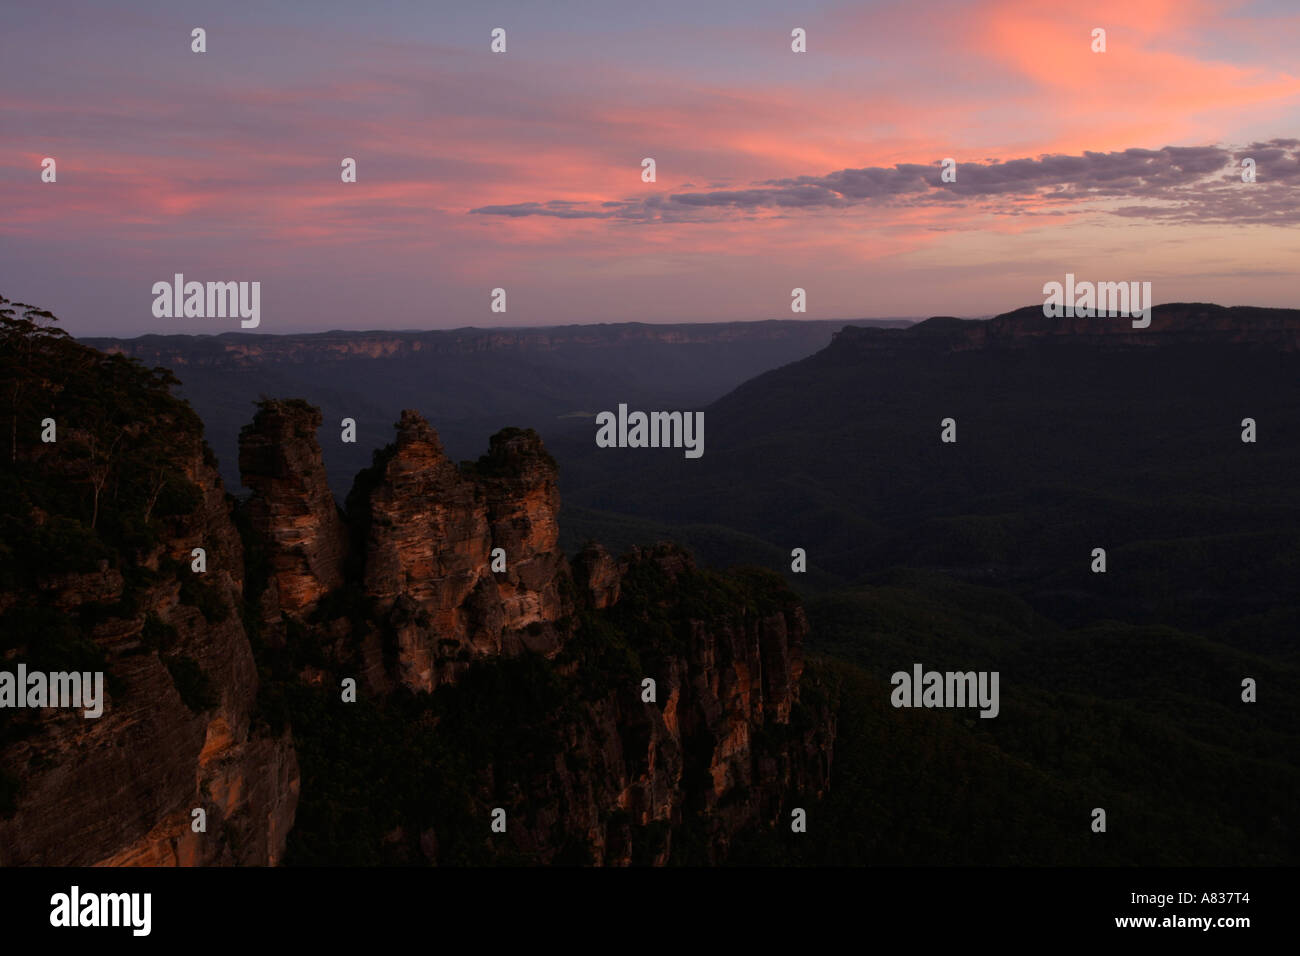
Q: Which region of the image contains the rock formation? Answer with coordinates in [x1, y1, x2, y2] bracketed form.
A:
[238, 400, 347, 621]
[572, 543, 623, 609]
[0, 404, 299, 866]
[239, 406, 834, 864]
[482, 544, 833, 865]
[0, 310, 832, 866]
[235, 405, 580, 696]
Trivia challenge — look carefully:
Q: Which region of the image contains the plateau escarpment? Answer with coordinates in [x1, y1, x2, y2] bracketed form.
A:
[831, 303, 1300, 354]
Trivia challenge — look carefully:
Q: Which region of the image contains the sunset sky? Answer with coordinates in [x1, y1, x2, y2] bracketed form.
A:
[3, 0, 1299, 336]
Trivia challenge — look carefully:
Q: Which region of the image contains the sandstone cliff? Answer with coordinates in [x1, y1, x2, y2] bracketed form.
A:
[240, 409, 574, 695]
[238, 400, 347, 623]
[513, 544, 834, 865]
[0, 319, 299, 865]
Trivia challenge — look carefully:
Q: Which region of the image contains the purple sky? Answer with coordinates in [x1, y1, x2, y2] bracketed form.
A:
[3, 0, 1299, 336]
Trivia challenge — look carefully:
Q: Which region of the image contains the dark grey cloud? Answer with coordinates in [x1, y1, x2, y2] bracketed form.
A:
[470, 201, 619, 219]
[470, 140, 1300, 226]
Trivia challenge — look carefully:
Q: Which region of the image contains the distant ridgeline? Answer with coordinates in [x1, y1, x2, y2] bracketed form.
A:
[80, 317, 912, 497]
[553, 301, 1300, 602]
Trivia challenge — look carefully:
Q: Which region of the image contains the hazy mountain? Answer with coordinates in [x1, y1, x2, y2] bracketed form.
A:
[552, 303, 1300, 629]
[83, 318, 913, 496]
